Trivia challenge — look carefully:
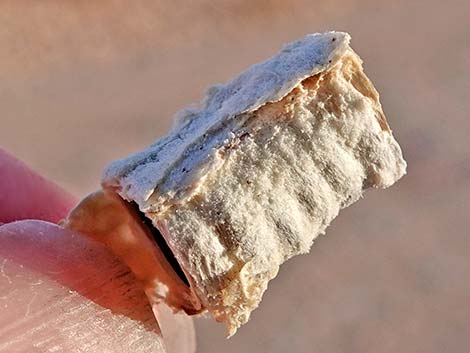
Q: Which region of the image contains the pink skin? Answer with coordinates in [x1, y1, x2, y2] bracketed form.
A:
[0, 149, 195, 353]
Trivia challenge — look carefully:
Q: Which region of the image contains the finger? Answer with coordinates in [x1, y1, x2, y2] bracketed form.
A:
[0, 220, 195, 353]
[155, 304, 197, 353]
[0, 148, 76, 223]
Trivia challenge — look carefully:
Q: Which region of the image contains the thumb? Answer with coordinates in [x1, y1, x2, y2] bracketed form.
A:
[0, 220, 195, 353]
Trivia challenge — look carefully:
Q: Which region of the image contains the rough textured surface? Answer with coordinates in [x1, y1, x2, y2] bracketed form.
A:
[102, 32, 406, 335]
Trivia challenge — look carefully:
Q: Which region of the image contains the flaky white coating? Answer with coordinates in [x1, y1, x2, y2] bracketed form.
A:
[103, 32, 350, 205]
[102, 32, 406, 335]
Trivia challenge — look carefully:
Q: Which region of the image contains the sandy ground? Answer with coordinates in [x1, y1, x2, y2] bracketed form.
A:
[2, 0, 470, 352]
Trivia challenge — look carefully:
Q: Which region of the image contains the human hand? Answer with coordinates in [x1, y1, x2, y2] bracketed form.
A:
[0, 149, 196, 353]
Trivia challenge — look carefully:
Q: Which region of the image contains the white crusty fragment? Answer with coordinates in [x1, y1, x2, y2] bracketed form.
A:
[100, 31, 406, 336]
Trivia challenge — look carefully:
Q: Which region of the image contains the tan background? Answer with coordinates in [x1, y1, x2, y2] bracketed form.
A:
[2, 1, 469, 352]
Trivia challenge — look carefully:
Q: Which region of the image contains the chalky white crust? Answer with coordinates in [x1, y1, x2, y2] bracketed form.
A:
[102, 31, 406, 335]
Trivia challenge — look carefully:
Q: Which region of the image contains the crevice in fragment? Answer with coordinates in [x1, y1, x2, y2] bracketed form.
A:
[130, 202, 190, 287]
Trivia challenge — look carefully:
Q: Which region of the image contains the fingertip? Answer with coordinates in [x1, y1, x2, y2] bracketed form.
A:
[154, 304, 197, 353]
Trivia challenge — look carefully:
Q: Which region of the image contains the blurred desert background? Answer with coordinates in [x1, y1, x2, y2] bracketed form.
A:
[2, 0, 470, 352]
